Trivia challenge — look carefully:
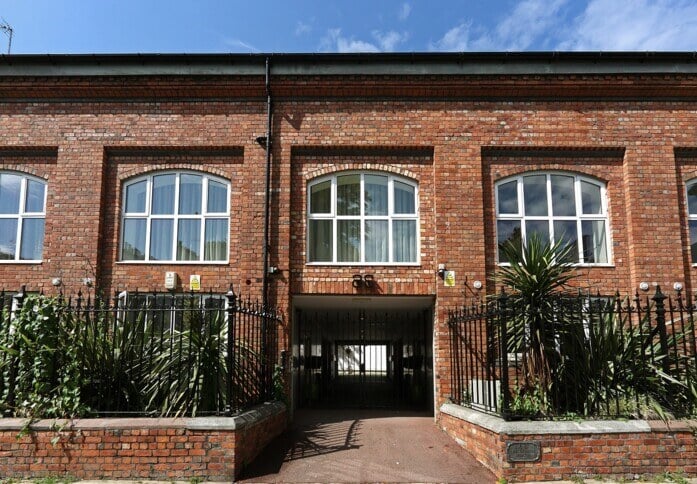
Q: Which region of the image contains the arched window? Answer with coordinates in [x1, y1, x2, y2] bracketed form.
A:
[0, 172, 46, 262]
[307, 172, 418, 264]
[685, 181, 697, 263]
[495, 172, 610, 264]
[121, 171, 230, 262]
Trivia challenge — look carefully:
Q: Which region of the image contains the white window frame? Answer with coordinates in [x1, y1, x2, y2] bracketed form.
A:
[0, 172, 47, 263]
[120, 170, 230, 264]
[495, 172, 612, 266]
[307, 171, 420, 265]
[685, 180, 697, 265]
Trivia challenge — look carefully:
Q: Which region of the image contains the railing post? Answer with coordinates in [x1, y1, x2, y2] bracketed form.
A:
[652, 285, 669, 372]
[498, 287, 511, 420]
[225, 284, 237, 416]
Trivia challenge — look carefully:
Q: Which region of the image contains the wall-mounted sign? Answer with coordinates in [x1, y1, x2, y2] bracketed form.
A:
[506, 441, 540, 462]
[164, 271, 177, 290]
[189, 274, 201, 292]
[444, 270, 455, 287]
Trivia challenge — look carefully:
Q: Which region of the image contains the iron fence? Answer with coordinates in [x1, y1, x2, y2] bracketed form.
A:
[0, 286, 281, 417]
[448, 287, 697, 420]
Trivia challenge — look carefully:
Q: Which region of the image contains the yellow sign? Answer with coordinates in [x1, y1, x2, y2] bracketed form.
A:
[444, 270, 455, 287]
[189, 274, 201, 292]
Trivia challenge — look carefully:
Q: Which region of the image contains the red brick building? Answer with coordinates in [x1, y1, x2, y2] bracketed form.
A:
[1, 51, 697, 417]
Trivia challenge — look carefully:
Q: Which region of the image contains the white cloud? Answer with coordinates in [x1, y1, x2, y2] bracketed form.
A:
[431, 0, 568, 51]
[295, 21, 312, 36]
[222, 38, 259, 52]
[399, 3, 412, 21]
[321, 29, 408, 53]
[558, 0, 697, 50]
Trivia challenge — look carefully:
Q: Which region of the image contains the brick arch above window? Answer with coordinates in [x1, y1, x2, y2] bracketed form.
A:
[119, 164, 229, 182]
[304, 164, 419, 184]
[495, 171, 611, 266]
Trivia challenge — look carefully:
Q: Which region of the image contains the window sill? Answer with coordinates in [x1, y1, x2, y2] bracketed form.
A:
[497, 262, 615, 268]
[0, 260, 43, 264]
[116, 261, 230, 265]
[305, 262, 421, 267]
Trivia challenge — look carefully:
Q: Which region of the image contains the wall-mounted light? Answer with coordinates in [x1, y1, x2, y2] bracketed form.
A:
[673, 282, 684, 292]
[473, 280, 483, 290]
[639, 282, 650, 292]
[51, 277, 62, 287]
[255, 135, 268, 148]
[363, 274, 375, 288]
[83, 277, 93, 287]
[268, 266, 280, 275]
[352, 274, 364, 288]
[437, 263, 446, 279]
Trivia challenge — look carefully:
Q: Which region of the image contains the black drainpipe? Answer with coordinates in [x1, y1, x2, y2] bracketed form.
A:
[261, 57, 272, 310]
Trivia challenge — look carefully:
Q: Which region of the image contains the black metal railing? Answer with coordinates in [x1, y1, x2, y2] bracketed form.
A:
[448, 287, 697, 420]
[0, 286, 282, 417]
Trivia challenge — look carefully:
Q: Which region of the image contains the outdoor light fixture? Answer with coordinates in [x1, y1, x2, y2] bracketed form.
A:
[83, 277, 93, 287]
[255, 135, 268, 148]
[363, 274, 375, 288]
[674, 282, 684, 292]
[473, 280, 483, 290]
[352, 274, 364, 288]
[51, 277, 62, 287]
[437, 263, 446, 279]
[639, 282, 650, 291]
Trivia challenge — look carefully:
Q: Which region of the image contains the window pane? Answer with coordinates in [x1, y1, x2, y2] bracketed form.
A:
[690, 220, 697, 264]
[152, 174, 176, 215]
[337, 175, 360, 216]
[551, 175, 576, 216]
[393, 220, 417, 263]
[177, 219, 201, 261]
[581, 181, 602, 215]
[497, 220, 521, 263]
[337, 219, 360, 262]
[150, 219, 173, 260]
[0, 219, 17, 259]
[365, 220, 388, 262]
[497, 180, 518, 215]
[523, 175, 548, 216]
[364, 175, 388, 216]
[207, 180, 228, 213]
[553, 220, 579, 263]
[394, 181, 415, 214]
[310, 180, 331, 214]
[25, 180, 46, 213]
[122, 219, 146, 260]
[179, 174, 202, 215]
[526, 220, 550, 246]
[0, 173, 21, 214]
[688, 184, 697, 215]
[309, 219, 332, 262]
[581, 220, 608, 263]
[125, 180, 147, 213]
[20, 218, 44, 260]
[204, 219, 228, 261]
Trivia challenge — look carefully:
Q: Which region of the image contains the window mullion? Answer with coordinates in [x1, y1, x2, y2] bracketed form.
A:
[332, 178, 337, 263]
[360, 174, 365, 263]
[173, 173, 180, 261]
[388, 177, 394, 262]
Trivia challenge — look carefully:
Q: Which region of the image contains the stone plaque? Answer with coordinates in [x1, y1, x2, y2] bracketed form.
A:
[506, 441, 540, 462]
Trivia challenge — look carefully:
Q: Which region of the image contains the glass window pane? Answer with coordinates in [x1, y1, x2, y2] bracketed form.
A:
[204, 219, 228, 261]
[497, 180, 518, 215]
[207, 180, 228, 213]
[394, 181, 415, 214]
[0, 173, 21, 214]
[122, 219, 146, 260]
[150, 219, 173, 261]
[177, 219, 201, 261]
[309, 219, 332, 262]
[151, 174, 176, 215]
[337, 219, 360, 262]
[20, 218, 44, 260]
[179, 174, 202, 215]
[581, 220, 608, 264]
[526, 220, 550, 247]
[25, 180, 46, 213]
[393, 220, 417, 263]
[125, 180, 147, 213]
[688, 184, 697, 215]
[337, 175, 360, 216]
[581, 181, 602, 215]
[365, 220, 388, 262]
[310, 180, 331, 214]
[523, 175, 548, 216]
[553, 220, 579, 263]
[364, 175, 388, 216]
[690, 220, 697, 264]
[0, 219, 17, 259]
[497, 220, 521, 263]
[551, 175, 576, 216]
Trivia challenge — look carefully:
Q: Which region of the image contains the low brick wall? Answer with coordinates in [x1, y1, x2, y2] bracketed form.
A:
[0, 402, 286, 481]
[439, 403, 697, 482]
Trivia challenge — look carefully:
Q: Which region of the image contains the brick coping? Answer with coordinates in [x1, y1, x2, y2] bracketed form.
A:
[0, 401, 286, 432]
[441, 402, 666, 435]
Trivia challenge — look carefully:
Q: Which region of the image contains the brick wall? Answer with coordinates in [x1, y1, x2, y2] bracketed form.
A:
[0, 403, 286, 481]
[439, 404, 697, 482]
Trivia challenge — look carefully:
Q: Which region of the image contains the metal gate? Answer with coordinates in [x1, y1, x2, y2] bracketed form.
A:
[295, 308, 432, 409]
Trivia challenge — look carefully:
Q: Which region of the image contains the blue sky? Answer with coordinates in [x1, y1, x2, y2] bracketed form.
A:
[1, 0, 697, 54]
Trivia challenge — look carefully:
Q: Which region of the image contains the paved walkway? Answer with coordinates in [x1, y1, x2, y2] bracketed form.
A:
[237, 408, 496, 483]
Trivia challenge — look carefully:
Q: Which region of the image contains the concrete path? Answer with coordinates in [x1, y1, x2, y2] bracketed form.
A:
[237, 408, 496, 483]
